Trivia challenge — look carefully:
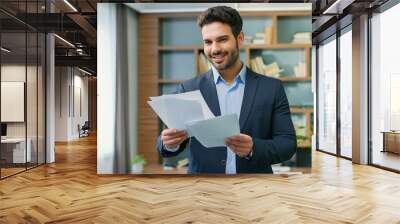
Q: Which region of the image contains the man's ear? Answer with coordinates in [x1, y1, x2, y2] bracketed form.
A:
[237, 31, 244, 47]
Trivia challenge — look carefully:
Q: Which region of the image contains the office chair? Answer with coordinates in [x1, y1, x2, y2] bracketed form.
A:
[79, 121, 90, 138]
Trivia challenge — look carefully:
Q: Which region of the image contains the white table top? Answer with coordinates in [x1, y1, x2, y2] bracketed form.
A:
[1, 138, 30, 143]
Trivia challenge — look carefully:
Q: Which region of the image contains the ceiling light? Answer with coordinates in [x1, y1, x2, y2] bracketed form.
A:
[1, 47, 11, 53]
[323, 0, 354, 15]
[54, 34, 75, 48]
[63, 0, 78, 12]
[78, 67, 93, 76]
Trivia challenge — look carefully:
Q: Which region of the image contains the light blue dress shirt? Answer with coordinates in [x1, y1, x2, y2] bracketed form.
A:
[211, 63, 246, 174]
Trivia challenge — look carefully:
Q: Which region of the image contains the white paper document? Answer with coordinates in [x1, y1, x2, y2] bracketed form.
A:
[186, 114, 240, 148]
[148, 90, 240, 148]
[150, 90, 215, 120]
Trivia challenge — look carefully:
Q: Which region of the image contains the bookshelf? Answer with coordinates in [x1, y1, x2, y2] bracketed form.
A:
[138, 11, 312, 164]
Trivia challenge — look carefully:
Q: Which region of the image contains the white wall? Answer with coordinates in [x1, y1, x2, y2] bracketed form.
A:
[1, 63, 46, 164]
[72, 73, 89, 138]
[54, 67, 89, 141]
[55, 66, 68, 141]
[1, 65, 36, 138]
[1, 82, 25, 122]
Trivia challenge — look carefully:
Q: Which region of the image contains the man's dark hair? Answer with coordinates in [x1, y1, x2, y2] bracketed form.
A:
[197, 6, 243, 37]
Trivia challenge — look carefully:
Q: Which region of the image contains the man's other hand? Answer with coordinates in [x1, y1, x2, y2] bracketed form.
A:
[225, 134, 253, 157]
[161, 128, 188, 149]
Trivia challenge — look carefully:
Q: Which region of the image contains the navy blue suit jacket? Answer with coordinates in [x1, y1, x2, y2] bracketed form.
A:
[156, 68, 296, 174]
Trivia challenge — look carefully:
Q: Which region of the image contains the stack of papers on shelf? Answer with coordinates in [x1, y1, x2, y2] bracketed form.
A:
[244, 36, 254, 45]
[253, 32, 266, 44]
[148, 90, 240, 148]
[251, 26, 273, 45]
[292, 32, 311, 44]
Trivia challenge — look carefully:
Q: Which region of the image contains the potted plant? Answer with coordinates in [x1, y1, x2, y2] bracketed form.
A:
[295, 126, 309, 147]
[131, 154, 146, 174]
[294, 125, 312, 167]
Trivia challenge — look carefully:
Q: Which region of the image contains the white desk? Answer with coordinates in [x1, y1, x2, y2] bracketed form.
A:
[1, 138, 32, 163]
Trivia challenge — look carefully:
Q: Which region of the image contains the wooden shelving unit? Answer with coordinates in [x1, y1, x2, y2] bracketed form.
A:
[158, 79, 183, 84]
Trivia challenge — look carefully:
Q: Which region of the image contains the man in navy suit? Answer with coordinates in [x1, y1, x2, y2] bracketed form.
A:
[157, 6, 296, 174]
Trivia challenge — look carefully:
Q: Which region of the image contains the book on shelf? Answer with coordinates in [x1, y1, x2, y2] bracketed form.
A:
[252, 32, 265, 44]
[250, 56, 264, 74]
[244, 35, 253, 45]
[294, 62, 306, 77]
[250, 58, 260, 74]
[264, 62, 283, 78]
[252, 39, 266, 44]
[198, 52, 212, 74]
[250, 57, 283, 78]
[264, 26, 273, 45]
[292, 32, 311, 44]
[255, 57, 264, 72]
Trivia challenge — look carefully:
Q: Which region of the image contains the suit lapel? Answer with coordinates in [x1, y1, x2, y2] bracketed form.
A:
[200, 70, 221, 117]
[239, 69, 259, 130]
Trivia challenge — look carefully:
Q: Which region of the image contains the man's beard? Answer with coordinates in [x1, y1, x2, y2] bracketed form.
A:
[207, 40, 240, 71]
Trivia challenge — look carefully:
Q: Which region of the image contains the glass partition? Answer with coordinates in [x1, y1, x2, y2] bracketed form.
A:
[0, 1, 46, 179]
[1, 31, 28, 177]
[339, 26, 352, 158]
[370, 4, 400, 171]
[317, 35, 337, 154]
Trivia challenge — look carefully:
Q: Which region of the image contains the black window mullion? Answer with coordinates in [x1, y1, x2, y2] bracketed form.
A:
[36, 0, 39, 168]
[367, 11, 373, 165]
[316, 45, 319, 151]
[25, 0, 28, 171]
[336, 27, 341, 157]
[0, 26, 2, 179]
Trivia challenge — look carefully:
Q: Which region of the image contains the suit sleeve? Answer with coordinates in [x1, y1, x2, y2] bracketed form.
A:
[249, 81, 297, 165]
[157, 136, 190, 158]
[156, 83, 191, 158]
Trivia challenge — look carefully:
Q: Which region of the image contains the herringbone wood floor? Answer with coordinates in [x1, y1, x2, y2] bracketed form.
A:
[1, 135, 400, 223]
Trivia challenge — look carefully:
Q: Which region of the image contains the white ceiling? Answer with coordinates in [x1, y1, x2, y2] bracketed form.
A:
[125, 3, 311, 14]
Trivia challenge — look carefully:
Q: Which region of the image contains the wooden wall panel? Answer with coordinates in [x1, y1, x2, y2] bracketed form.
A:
[88, 77, 97, 131]
[138, 15, 160, 164]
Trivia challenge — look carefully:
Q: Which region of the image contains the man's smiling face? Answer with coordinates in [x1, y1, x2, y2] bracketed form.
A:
[201, 22, 243, 71]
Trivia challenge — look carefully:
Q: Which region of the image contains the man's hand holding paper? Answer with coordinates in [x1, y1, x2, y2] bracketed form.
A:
[148, 90, 240, 148]
[161, 128, 188, 149]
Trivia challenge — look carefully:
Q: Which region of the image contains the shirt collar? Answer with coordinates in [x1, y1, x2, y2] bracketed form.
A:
[211, 62, 246, 85]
